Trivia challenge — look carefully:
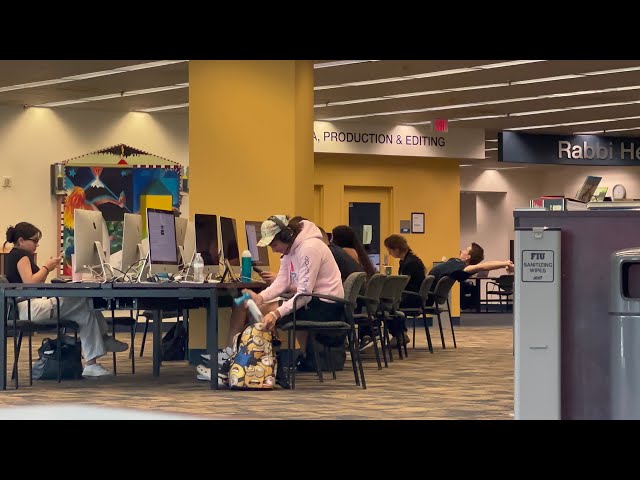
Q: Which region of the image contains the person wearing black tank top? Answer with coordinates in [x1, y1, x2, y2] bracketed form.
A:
[4, 222, 129, 378]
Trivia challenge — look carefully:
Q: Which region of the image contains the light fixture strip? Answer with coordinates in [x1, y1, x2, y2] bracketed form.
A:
[33, 83, 189, 107]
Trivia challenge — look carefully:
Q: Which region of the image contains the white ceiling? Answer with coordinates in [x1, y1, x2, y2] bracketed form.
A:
[2, 59, 640, 166]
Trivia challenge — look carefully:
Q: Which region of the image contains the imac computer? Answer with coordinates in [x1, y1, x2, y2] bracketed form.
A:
[194, 213, 220, 278]
[175, 216, 188, 265]
[245, 220, 270, 267]
[220, 216, 240, 266]
[121, 213, 143, 277]
[74, 209, 110, 279]
[146, 207, 180, 277]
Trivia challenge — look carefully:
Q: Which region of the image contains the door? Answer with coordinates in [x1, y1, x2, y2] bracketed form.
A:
[344, 186, 392, 271]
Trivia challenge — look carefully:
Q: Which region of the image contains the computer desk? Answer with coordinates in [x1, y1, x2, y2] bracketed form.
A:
[0, 281, 265, 391]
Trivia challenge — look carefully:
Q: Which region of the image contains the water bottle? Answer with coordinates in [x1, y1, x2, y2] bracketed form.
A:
[193, 252, 205, 283]
[241, 249, 253, 282]
[233, 292, 264, 325]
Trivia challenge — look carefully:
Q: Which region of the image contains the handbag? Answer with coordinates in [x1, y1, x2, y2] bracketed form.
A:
[161, 320, 187, 361]
[32, 336, 83, 381]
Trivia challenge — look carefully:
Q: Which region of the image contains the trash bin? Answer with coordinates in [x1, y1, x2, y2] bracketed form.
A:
[610, 248, 640, 419]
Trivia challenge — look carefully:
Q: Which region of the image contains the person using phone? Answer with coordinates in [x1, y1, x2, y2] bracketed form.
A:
[3, 222, 128, 378]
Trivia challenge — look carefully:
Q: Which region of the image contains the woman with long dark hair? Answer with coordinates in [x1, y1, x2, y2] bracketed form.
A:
[331, 225, 376, 277]
[3, 222, 129, 377]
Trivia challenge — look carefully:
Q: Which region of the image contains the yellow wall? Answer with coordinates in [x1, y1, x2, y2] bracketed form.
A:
[188, 60, 314, 348]
[314, 153, 462, 316]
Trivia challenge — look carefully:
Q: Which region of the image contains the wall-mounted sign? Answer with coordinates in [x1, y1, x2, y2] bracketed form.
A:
[411, 212, 425, 234]
[314, 121, 485, 159]
[500, 131, 640, 166]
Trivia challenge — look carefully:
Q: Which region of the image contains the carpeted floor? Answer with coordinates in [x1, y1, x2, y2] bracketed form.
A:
[0, 322, 514, 419]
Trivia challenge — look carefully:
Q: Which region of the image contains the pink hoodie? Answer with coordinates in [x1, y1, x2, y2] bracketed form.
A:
[259, 220, 344, 318]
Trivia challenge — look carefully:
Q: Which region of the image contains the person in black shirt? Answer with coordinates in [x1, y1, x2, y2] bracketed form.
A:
[330, 225, 376, 278]
[384, 234, 427, 346]
[428, 242, 514, 305]
[3, 222, 129, 378]
[319, 227, 364, 281]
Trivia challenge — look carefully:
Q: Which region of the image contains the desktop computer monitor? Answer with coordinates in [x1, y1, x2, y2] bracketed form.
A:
[74, 209, 108, 276]
[175, 217, 188, 248]
[220, 216, 240, 266]
[121, 213, 143, 274]
[182, 220, 196, 266]
[194, 214, 220, 276]
[245, 220, 269, 267]
[146, 208, 179, 275]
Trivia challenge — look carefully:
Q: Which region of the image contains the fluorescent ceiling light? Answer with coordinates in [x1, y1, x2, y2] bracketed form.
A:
[485, 147, 498, 151]
[507, 114, 640, 131]
[322, 83, 640, 122]
[32, 83, 188, 107]
[0, 60, 187, 94]
[315, 64, 640, 109]
[575, 126, 640, 134]
[460, 164, 473, 167]
[314, 60, 379, 69]
[487, 167, 528, 170]
[486, 139, 498, 142]
[137, 103, 189, 112]
[314, 60, 545, 91]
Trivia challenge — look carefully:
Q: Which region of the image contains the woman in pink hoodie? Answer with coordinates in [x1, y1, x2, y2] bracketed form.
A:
[216, 215, 344, 369]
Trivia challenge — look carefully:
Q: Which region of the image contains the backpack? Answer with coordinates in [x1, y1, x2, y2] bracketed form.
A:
[227, 322, 277, 390]
[32, 336, 83, 381]
[161, 320, 187, 361]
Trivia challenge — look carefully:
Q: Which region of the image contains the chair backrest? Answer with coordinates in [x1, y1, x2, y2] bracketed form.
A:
[419, 275, 436, 303]
[363, 273, 386, 302]
[343, 272, 367, 307]
[432, 276, 456, 305]
[380, 275, 410, 310]
[498, 274, 514, 290]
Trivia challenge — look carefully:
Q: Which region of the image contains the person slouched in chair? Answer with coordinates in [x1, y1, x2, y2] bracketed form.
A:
[383, 234, 427, 347]
[204, 215, 344, 382]
[3, 222, 128, 378]
[428, 242, 514, 300]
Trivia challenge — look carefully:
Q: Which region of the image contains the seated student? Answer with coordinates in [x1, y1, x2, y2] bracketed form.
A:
[318, 226, 364, 281]
[429, 243, 514, 292]
[199, 215, 344, 383]
[3, 222, 128, 378]
[383, 234, 426, 346]
[331, 225, 376, 278]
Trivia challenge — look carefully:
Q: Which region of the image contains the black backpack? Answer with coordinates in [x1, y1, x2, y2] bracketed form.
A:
[161, 320, 187, 361]
[32, 336, 83, 380]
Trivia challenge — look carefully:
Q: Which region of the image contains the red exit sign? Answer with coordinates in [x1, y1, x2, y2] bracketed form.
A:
[433, 118, 448, 132]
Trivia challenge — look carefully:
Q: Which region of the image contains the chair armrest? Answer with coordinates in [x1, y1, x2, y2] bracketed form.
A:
[402, 290, 421, 298]
[293, 292, 349, 307]
[357, 295, 378, 305]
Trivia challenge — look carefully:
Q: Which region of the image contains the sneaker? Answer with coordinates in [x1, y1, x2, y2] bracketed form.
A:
[387, 333, 411, 348]
[217, 347, 234, 367]
[359, 335, 374, 352]
[103, 335, 129, 353]
[196, 364, 228, 386]
[82, 363, 111, 378]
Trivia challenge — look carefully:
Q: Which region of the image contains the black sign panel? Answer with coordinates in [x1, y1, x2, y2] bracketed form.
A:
[499, 131, 640, 166]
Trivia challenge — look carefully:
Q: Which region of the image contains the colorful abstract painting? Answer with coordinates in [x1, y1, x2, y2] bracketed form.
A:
[58, 144, 183, 276]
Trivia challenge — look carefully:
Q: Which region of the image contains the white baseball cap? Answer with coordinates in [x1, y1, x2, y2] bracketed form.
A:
[256, 215, 289, 247]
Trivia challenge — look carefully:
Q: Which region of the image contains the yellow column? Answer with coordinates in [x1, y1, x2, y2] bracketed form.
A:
[188, 60, 314, 349]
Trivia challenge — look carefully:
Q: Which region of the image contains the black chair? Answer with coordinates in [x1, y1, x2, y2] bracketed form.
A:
[400, 275, 435, 353]
[485, 274, 514, 313]
[425, 276, 457, 349]
[138, 309, 188, 361]
[354, 273, 388, 369]
[279, 272, 368, 390]
[0, 282, 80, 388]
[378, 275, 411, 360]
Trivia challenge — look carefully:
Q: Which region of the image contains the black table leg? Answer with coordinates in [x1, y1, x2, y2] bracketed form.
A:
[207, 290, 218, 390]
[153, 309, 162, 377]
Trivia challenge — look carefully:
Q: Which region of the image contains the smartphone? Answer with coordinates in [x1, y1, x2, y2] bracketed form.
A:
[252, 266, 264, 274]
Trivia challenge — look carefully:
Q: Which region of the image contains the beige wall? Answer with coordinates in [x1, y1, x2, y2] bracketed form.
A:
[0, 105, 188, 264]
[460, 168, 545, 263]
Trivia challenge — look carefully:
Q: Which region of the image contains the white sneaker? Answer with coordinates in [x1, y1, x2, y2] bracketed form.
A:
[82, 363, 111, 378]
[218, 347, 233, 366]
[196, 364, 228, 386]
[103, 335, 129, 353]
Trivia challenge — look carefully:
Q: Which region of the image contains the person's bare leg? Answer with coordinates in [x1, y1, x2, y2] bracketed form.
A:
[227, 305, 249, 347]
